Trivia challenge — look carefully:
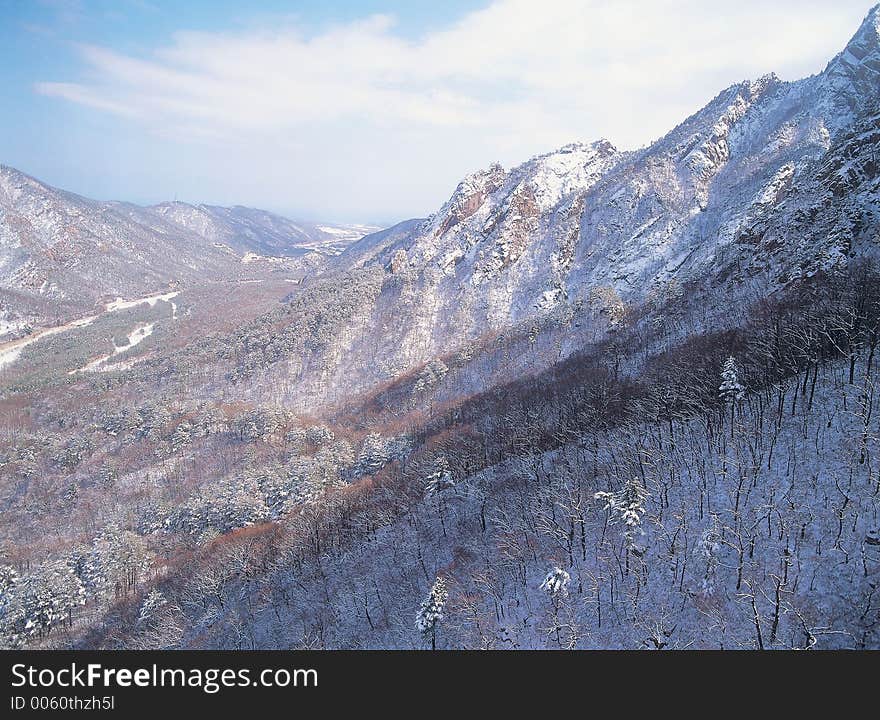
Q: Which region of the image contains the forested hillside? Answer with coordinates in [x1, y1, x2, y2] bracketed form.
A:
[1, 6, 879, 651]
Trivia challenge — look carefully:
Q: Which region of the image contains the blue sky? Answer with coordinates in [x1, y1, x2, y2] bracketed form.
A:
[1, 0, 876, 224]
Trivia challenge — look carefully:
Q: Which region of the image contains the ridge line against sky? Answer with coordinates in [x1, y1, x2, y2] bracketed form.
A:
[0, 0, 876, 225]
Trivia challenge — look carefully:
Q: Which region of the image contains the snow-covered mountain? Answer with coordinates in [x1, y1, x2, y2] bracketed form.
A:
[152, 201, 378, 257]
[0, 166, 233, 327]
[0, 166, 377, 337]
[336, 5, 880, 377]
[3, 7, 878, 389]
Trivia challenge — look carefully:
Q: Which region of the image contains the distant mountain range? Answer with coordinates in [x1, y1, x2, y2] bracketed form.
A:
[151, 200, 378, 257]
[0, 164, 378, 337]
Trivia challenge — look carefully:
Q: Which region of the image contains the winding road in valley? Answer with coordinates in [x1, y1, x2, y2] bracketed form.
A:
[0, 290, 179, 372]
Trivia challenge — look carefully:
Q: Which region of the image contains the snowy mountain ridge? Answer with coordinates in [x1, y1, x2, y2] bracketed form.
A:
[330, 5, 880, 388]
[0, 165, 377, 337]
[151, 201, 379, 257]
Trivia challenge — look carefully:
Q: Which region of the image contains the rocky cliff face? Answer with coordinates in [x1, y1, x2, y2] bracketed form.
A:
[331, 6, 880, 387]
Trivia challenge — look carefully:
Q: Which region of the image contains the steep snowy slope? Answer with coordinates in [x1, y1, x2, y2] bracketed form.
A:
[333, 6, 880, 382]
[171, 357, 880, 650]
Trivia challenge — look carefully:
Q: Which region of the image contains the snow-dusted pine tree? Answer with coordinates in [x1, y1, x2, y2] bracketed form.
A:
[719, 356, 745, 403]
[539, 567, 575, 648]
[416, 577, 448, 650]
[1, 560, 86, 647]
[0, 565, 18, 595]
[71, 523, 150, 598]
[696, 515, 722, 597]
[137, 588, 167, 626]
[595, 477, 649, 551]
[425, 456, 455, 537]
[539, 567, 570, 597]
[424, 457, 454, 497]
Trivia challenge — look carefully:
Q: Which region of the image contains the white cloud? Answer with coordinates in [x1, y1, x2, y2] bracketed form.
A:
[33, 0, 877, 221]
